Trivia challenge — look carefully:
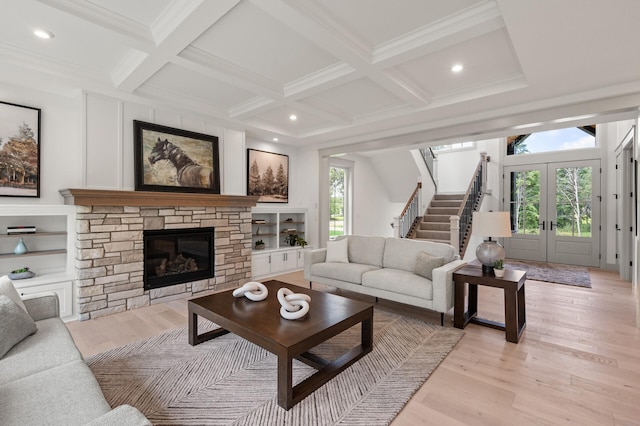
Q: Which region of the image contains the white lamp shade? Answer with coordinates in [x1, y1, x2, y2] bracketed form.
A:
[472, 211, 511, 238]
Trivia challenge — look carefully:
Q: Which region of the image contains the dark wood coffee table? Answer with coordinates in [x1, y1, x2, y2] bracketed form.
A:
[188, 280, 374, 410]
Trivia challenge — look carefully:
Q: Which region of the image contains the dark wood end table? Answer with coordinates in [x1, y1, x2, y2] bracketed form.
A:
[188, 280, 374, 410]
[453, 265, 527, 343]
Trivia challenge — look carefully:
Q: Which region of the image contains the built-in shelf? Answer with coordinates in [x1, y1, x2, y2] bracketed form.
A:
[0, 232, 67, 239]
[0, 249, 67, 259]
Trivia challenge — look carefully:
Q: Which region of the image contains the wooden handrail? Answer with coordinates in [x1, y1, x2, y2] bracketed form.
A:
[401, 182, 422, 218]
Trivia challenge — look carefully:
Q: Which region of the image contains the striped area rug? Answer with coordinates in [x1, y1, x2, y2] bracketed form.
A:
[86, 311, 463, 425]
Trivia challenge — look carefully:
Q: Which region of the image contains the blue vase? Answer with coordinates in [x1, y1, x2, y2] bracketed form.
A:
[14, 238, 27, 255]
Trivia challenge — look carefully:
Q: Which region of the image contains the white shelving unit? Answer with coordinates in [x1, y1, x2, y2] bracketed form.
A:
[0, 205, 75, 318]
[251, 207, 310, 279]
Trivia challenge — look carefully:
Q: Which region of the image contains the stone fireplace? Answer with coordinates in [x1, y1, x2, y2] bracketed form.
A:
[60, 189, 258, 320]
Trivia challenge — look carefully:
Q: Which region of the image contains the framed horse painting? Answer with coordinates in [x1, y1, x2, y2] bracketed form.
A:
[0, 101, 41, 198]
[134, 120, 220, 194]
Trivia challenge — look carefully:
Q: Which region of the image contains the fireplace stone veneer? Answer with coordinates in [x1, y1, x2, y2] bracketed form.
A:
[74, 205, 253, 320]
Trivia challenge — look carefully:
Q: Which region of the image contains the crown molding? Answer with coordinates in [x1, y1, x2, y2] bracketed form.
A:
[284, 62, 356, 98]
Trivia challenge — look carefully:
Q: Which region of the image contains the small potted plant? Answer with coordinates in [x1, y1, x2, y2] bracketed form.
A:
[254, 240, 265, 250]
[284, 233, 298, 246]
[295, 236, 308, 248]
[493, 259, 505, 278]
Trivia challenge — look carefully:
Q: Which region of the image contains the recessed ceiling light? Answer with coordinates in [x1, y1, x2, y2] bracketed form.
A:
[451, 64, 463, 73]
[34, 29, 54, 39]
[272, 137, 279, 142]
[289, 114, 297, 121]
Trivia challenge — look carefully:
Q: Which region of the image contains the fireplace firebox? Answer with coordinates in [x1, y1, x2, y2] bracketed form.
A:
[143, 227, 215, 290]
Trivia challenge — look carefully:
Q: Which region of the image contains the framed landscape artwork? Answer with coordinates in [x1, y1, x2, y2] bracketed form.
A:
[134, 120, 220, 194]
[247, 148, 288, 203]
[0, 101, 41, 198]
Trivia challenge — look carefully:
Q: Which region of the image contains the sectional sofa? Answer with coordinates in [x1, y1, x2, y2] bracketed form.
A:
[304, 235, 465, 325]
[0, 277, 150, 426]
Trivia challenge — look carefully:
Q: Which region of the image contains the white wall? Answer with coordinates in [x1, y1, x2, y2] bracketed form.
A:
[0, 83, 81, 205]
[345, 154, 396, 237]
[84, 92, 237, 191]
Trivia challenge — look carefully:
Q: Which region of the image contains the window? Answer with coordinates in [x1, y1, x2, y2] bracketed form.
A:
[431, 141, 475, 152]
[329, 159, 352, 239]
[507, 126, 596, 155]
[330, 166, 346, 238]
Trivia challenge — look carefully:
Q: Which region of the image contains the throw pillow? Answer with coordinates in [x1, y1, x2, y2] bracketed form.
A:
[414, 251, 445, 280]
[0, 275, 27, 313]
[326, 238, 349, 263]
[0, 294, 37, 358]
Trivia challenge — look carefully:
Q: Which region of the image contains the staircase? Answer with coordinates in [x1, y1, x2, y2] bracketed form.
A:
[413, 194, 465, 244]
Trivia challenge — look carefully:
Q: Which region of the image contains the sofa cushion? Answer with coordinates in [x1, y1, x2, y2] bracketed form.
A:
[346, 235, 386, 267]
[383, 238, 457, 272]
[414, 251, 445, 280]
[326, 238, 349, 263]
[0, 295, 37, 359]
[0, 317, 82, 386]
[310, 262, 379, 284]
[0, 360, 111, 425]
[362, 268, 433, 300]
[0, 275, 27, 313]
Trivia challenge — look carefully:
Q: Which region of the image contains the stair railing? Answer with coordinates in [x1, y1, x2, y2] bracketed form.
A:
[396, 182, 422, 238]
[452, 152, 487, 256]
[419, 148, 437, 192]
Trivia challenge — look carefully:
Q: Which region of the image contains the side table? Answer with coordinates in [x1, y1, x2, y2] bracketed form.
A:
[453, 265, 527, 343]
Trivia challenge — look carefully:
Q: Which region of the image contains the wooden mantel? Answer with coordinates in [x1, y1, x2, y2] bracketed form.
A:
[59, 188, 259, 208]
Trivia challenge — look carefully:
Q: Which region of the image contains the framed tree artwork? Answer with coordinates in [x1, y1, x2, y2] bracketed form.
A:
[134, 120, 220, 194]
[0, 101, 41, 197]
[247, 148, 288, 203]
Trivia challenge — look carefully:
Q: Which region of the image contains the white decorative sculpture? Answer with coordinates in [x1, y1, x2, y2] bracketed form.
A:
[232, 281, 269, 301]
[277, 287, 311, 320]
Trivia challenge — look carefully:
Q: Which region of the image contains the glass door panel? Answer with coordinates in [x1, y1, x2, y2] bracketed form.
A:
[503, 165, 547, 262]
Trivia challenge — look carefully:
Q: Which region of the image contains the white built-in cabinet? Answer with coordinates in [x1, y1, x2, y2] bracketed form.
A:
[251, 208, 311, 279]
[0, 205, 75, 318]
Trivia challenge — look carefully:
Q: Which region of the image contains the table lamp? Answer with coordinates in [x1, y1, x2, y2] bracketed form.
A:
[472, 211, 511, 274]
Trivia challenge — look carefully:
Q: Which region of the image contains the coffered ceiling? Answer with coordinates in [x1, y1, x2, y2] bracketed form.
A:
[1, 0, 640, 151]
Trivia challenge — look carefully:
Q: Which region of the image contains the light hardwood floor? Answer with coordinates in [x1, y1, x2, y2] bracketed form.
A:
[66, 268, 640, 425]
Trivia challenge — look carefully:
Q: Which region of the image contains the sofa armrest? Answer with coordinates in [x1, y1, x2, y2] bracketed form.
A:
[84, 405, 151, 426]
[304, 248, 327, 281]
[431, 260, 466, 314]
[22, 292, 59, 321]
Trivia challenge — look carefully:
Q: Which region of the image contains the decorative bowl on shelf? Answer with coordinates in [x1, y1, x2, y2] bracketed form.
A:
[9, 267, 36, 280]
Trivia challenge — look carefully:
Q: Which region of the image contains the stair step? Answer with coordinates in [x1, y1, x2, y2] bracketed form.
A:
[415, 230, 450, 240]
[420, 222, 450, 231]
[422, 214, 450, 223]
[431, 200, 462, 208]
[427, 207, 459, 215]
[434, 193, 465, 201]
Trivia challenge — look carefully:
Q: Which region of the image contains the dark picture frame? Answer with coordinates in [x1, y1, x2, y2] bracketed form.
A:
[134, 120, 220, 194]
[0, 101, 41, 198]
[247, 148, 288, 203]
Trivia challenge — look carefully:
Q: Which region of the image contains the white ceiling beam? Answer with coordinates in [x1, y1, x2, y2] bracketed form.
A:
[113, 0, 241, 92]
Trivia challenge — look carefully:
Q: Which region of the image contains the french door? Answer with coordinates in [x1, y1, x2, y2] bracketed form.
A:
[503, 160, 601, 267]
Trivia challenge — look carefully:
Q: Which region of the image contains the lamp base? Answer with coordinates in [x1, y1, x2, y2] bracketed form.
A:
[476, 239, 505, 272]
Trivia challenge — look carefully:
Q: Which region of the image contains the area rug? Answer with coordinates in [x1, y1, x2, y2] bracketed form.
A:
[500, 259, 591, 288]
[86, 311, 463, 425]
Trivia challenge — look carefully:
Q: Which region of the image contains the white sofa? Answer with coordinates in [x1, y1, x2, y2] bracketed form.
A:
[304, 235, 465, 325]
[0, 277, 150, 426]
